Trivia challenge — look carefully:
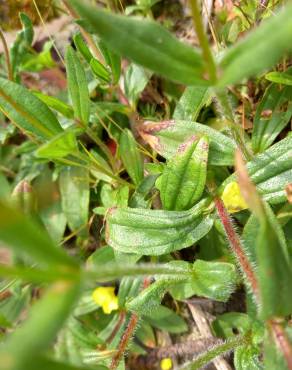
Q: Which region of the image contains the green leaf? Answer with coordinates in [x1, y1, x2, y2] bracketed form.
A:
[35, 130, 78, 159]
[234, 346, 263, 370]
[120, 129, 144, 185]
[124, 64, 152, 107]
[10, 13, 34, 79]
[169, 260, 237, 302]
[173, 86, 210, 121]
[128, 259, 236, 312]
[138, 119, 236, 166]
[73, 32, 93, 64]
[218, 3, 292, 86]
[144, 305, 188, 334]
[98, 41, 121, 84]
[0, 200, 75, 267]
[158, 136, 209, 210]
[0, 281, 81, 370]
[59, 166, 90, 233]
[0, 77, 63, 141]
[30, 356, 106, 370]
[68, 0, 206, 85]
[65, 46, 90, 125]
[220, 136, 292, 204]
[256, 204, 292, 320]
[90, 58, 111, 83]
[106, 198, 213, 255]
[265, 71, 292, 86]
[252, 83, 292, 153]
[34, 92, 74, 119]
[264, 330, 288, 370]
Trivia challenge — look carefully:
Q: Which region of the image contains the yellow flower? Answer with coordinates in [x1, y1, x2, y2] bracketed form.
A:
[92, 286, 119, 314]
[160, 358, 173, 370]
[221, 181, 248, 213]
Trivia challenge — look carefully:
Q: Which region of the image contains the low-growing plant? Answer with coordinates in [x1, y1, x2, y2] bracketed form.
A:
[0, 0, 292, 369]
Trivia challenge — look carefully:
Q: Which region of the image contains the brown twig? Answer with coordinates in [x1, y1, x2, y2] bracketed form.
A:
[188, 303, 232, 370]
[0, 28, 13, 81]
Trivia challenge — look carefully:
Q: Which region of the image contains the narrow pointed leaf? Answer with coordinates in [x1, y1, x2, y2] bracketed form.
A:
[120, 129, 144, 185]
[138, 119, 236, 166]
[173, 86, 210, 121]
[0, 281, 81, 370]
[265, 71, 292, 86]
[35, 130, 78, 159]
[252, 82, 292, 153]
[34, 92, 74, 119]
[65, 46, 90, 125]
[218, 3, 292, 86]
[159, 136, 209, 210]
[0, 77, 63, 141]
[59, 166, 90, 233]
[68, 0, 206, 85]
[106, 199, 213, 255]
[0, 200, 75, 267]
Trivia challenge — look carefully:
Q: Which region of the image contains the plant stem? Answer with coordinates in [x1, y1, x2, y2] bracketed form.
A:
[180, 334, 248, 369]
[0, 28, 13, 81]
[214, 197, 260, 303]
[110, 278, 150, 370]
[269, 319, 292, 370]
[188, 0, 217, 83]
[216, 89, 252, 161]
[188, 0, 251, 160]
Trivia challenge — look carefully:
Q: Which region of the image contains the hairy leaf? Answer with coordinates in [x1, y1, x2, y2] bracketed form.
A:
[138, 119, 236, 166]
[219, 136, 292, 204]
[158, 136, 209, 210]
[106, 199, 213, 255]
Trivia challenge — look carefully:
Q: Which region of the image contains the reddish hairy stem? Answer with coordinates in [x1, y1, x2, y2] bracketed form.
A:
[107, 311, 126, 345]
[110, 278, 151, 369]
[214, 197, 260, 302]
[269, 319, 292, 370]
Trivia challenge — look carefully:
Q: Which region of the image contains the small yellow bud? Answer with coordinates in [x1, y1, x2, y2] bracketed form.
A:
[221, 181, 248, 213]
[92, 287, 118, 314]
[160, 358, 173, 370]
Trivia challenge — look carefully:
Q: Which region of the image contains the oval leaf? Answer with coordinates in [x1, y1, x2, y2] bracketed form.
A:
[138, 119, 236, 166]
[159, 136, 209, 210]
[106, 199, 213, 255]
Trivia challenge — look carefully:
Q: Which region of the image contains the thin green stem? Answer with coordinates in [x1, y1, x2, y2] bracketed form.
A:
[188, 0, 217, 83]
[188, 0, 251, 160]
[0, 28, 13, 81]
[180, 334, 249, 369]
[216, 89, 252, 161]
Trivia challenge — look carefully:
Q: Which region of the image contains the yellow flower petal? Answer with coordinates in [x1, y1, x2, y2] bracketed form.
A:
[92, 286, 119, 314]
[160, 358, 173, 370]
[221, 181, 248, 214]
